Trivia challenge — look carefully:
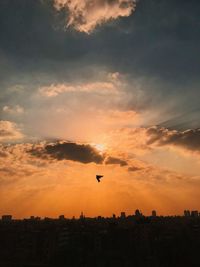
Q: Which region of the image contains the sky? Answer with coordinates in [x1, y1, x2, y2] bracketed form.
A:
[0, 0, 200, 218]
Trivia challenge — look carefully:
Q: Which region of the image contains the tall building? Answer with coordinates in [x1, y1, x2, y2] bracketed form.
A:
[184, 210, 191, 217]
[59, 215, 65, 220]
[2, 215, 12, 222]
[120, 212, 126, 219]
[80, 212, 85, 219]
[135, 209, 142, 217]
[152, 210, 157, 217]
[191, 210, 199, 217]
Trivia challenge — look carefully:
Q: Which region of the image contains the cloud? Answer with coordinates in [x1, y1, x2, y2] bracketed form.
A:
[30, 141, 105, 164]
[128, 166, 142, 172]
[54, 0, 136, 33]
[0, 144, 46, 182]
[105, 156, 128, 166]
[39, 81, 119, 97]
[146, 126, 200, 153]
[0, 121, 24, 142]
[103, 125, 200, 159]
[2, 105, 24, 115]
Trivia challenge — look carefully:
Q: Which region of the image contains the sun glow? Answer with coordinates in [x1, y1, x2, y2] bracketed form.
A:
[92, 143, 106, 153]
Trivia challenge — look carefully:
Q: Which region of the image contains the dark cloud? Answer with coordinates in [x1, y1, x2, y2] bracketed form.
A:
[146, 126, 200, 152]
[105, 156, 128, 166]
[30, 141, 105, 164]
[0, 0, 200, 132]
[128, 166, 142, 172]
[0, 0, 199, 82]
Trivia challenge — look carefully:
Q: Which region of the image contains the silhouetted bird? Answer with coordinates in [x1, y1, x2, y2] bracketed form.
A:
[96, 175, 103, 182]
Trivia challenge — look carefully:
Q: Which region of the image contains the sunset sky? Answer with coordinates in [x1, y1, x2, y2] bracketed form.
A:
[1, 0, 200, 218]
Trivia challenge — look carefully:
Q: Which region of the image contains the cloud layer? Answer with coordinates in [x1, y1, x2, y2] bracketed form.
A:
[100, 125, 200, 177]
[146, 126, 200, 153]
[1, 137, 200, 218]
[54, 0, 136, 33]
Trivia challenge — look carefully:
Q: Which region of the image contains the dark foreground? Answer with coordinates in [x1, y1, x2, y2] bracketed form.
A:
[0, 215, 200, 267]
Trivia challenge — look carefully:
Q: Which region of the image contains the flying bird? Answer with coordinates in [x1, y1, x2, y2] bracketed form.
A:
[96, 175, 103, 182]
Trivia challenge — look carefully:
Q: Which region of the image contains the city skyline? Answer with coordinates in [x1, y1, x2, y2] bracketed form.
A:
[1, 209, 200, 222]
[1, 208, 200, 267]
[1, 208, 200, 220]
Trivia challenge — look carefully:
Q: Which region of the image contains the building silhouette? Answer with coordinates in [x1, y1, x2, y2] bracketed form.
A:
[135, 209, 142, 217]
[0, 210, 200, 267]
[184, 210, 191, 217]
[152, 210, 157, 217]
[120, 212, 126, 219]
[1, 215, 12, 222]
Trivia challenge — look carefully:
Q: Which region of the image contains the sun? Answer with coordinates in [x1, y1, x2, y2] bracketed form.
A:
[92, 143, 106, 153]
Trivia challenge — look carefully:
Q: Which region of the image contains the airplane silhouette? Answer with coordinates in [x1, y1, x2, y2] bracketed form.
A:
[96, 175, 103, 182]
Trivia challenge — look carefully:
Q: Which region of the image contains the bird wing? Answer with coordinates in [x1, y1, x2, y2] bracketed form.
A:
[96, 175, 103, 182]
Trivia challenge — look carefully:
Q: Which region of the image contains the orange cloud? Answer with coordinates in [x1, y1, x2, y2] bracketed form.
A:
[1, 125, 200, 218]
[105, 126, 200, 156]
[0, 121, 24, 142]
[54, 0, 137, 33]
